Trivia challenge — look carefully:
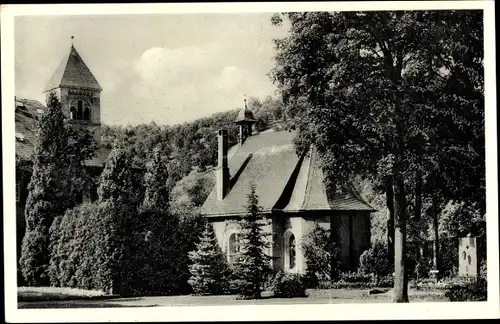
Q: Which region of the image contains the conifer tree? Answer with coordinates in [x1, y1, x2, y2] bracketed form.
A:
[231, 183, 271, 299]
[139, 144, 184, 295]
[96, 144, 136, 295]
[188, 222, 229, 295]
[20, 93, 96, 286]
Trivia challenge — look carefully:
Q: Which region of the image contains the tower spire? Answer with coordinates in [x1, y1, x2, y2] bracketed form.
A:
[244, 94, 247, 109]
[71, 36, 74, 47]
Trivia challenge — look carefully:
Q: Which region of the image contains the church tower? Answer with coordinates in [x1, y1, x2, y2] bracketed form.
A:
[43, 39, 102, 144]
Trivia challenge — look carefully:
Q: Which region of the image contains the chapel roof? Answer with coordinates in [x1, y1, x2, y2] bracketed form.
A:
[44, 45, 102, 92]
[200, 129, 374, 217]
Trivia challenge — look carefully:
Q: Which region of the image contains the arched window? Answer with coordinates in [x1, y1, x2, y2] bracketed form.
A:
[77, 100, 83, 120]
[70, 106, 76, 119]
[284, 230, 296, 271]
[228, 233, 241, 264]
[84, 107, 90, 121]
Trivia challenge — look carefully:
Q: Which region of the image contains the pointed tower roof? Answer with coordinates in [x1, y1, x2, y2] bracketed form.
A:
[235, 98, 256, 124]
[44, 44, 102, 92]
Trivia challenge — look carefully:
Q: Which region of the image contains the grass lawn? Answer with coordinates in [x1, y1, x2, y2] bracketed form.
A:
[17, 287, 448, 308]
[17, 286, 117, 303]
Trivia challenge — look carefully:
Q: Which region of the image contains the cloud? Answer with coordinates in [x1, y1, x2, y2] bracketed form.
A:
[109, 42, 277, 125]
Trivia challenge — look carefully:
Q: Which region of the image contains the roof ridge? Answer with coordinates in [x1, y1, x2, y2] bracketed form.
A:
[301, 145, 315, 210]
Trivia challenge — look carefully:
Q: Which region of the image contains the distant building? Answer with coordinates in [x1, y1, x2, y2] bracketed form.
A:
[200, 104, 375, 274]
[15, 43, 111, 279]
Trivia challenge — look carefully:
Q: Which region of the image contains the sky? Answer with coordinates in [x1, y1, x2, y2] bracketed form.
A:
[14, 13, 290, 126]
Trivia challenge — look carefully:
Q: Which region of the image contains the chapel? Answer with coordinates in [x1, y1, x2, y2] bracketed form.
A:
[200, 104, 375, 273]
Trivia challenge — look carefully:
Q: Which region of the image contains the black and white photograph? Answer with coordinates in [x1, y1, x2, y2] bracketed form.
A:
[2, 1, 498, 322]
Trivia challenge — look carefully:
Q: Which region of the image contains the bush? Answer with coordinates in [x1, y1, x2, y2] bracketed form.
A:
[339, 271, 373, 283]
[359, 242, 392, 284]
[302, 224, 340, 287]
[271, 271, 307, 298]
[444, 278, 487, 301]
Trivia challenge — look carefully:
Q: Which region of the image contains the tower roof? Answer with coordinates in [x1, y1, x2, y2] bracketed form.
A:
[235, 99, 256, 124]
[44, 45, 102, 92]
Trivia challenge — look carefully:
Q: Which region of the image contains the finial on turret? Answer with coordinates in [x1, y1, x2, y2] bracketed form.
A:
[244, 95, 247, 109]
[71, 36, 74, 46]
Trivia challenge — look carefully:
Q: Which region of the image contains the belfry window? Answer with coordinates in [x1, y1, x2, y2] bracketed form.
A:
[84, 107, 91, 121]
[70, 106, 76, 119]
[77, 100, 83, 120]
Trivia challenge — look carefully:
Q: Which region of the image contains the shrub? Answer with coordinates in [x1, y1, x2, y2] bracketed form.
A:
[359, 242, 392, 284]
[339, 271, 373, 283]
[444, 278, 487, 301]
[302, 224, 340, 287]
[271, 271, 307, 298]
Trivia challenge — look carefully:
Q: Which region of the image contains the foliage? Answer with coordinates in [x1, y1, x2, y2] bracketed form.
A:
[318, 273, 394, 289]
[270, 11, 484, 302]
[169, 168, 215, 222]
[359, 242, 392, 283]
[136, 143, 186, 295]
[271, 271, 307, 298]
[301, 224, 340, 286]
[339, 271, 373, 283]
[20, 93, 97, 286]
[48, 202, 122, 292]
[438, 200, 486, 238]
[231, 183, 272, 299]
[188, 222, 231, 295]
[246, 96, 284, 132]
[142, 144, 170, 211]
[352, 176, 389, 244]
[48, 145, 139, 296]
[176, 214, 207, 294]
[444, 278, 487, 301]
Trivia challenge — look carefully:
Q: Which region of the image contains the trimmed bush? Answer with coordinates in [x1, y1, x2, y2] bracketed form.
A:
[271, 271, 307, 298]
[445, 278, 487, 301]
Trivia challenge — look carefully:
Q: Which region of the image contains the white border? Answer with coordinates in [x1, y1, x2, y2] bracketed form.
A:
[2, 1, 498, 322]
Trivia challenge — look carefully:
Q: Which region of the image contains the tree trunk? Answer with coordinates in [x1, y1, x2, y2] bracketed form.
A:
[392, 171, 409, 303]
[414, 169, 423, 261]
[386, 177, 395, 267]
[432, 197, 441, 279]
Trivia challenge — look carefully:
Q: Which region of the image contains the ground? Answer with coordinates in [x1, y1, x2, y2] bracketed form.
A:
[18, 288, 448, 308]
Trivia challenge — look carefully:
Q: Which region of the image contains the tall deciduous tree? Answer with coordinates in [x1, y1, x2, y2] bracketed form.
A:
[20, 93, 96, 286]
[270, 11, 483, 302]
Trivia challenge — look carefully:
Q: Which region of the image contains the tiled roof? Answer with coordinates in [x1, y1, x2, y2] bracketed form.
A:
[44, 45, 102, 92]
[15, 98, 45, 159]
[15, 97, 109, 167]
[200, 129, 374, 217]
[284, 146, 375, 212]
